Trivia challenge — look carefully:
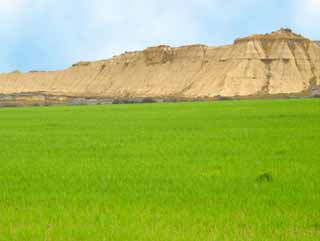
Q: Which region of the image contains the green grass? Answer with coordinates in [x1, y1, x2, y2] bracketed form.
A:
[0, 99, 319, 241]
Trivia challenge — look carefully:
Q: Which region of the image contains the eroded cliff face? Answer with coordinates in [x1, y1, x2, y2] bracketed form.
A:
[0, 29, 319, 100]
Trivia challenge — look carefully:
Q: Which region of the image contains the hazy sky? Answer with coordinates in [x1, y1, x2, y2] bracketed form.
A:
[0, 0, 319, 72]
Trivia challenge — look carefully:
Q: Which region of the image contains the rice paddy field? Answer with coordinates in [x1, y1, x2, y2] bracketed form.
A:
[0, 99, 319, 241]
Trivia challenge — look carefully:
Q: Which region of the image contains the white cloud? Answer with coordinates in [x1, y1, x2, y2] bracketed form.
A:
[293, 0, 320, 39]
[1, 0, 219, 69]
[80, 0, 210, 59]
[0, 0, 25, 31]
[2, 0, 317, 73]
[0, 0, 23, 17]
[71, 0, 254, 62]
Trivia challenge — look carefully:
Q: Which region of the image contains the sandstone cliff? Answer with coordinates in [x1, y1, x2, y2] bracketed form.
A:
[0, 28, 319, 103]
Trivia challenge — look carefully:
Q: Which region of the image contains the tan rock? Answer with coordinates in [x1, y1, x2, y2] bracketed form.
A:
[0, 28, 319, 99]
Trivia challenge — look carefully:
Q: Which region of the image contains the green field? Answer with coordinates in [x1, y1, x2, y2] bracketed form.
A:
[0, 99, 319, 241]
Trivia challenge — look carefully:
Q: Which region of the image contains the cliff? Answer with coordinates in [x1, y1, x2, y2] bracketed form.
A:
[0, 28, 319, 104]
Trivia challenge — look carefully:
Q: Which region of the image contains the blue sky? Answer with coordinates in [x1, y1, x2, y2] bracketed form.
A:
[0, 0, 319, 72]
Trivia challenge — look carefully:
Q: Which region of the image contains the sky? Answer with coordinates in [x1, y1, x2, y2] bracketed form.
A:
[0, 0, 319, 73]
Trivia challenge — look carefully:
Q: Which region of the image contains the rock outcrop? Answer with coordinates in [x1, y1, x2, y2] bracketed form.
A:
[0, 28, 319, 105]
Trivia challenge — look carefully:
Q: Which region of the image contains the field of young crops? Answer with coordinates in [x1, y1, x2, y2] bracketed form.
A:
[0, 99, 319, 241]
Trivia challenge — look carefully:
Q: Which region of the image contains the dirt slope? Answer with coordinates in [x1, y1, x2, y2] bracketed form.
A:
[0, 28, 319, 102]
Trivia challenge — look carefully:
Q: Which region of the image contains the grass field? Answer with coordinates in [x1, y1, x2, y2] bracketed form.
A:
[0, 99, 319, 241]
